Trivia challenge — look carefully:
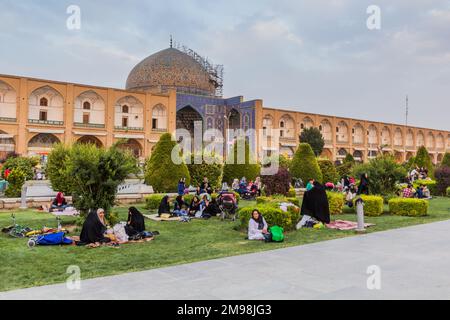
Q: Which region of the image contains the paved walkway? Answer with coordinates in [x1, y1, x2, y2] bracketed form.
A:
[2, 220, 450, 300]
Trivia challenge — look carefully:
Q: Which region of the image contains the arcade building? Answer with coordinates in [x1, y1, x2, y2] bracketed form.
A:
[0, 45, 448, 164]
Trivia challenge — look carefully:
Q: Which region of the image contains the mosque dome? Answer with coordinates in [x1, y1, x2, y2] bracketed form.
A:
[126, 47, 216, 96]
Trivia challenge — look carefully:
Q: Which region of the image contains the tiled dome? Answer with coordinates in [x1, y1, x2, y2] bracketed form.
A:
[126, 48, 216, 96]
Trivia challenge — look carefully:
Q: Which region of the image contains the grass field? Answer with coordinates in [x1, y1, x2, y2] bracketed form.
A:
[1, 197, 450, 292]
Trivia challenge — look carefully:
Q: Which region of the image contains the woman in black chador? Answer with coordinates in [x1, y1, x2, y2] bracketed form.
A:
[358, 173, 370, 195]
[125, 207, 146, 236]
[158, 196, 171, 217]
[300, 181, 331, 224]
[79, 208, 111, 244]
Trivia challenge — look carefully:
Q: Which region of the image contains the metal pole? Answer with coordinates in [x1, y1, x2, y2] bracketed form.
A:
[20, 183, 28, 209]
[356, 198, 365, 233]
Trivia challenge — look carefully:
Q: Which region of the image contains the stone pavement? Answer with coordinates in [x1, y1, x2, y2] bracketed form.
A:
[2, 220, 450, 300]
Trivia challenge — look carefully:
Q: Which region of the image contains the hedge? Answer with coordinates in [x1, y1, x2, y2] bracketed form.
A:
[238, 204, 300, 231]
[287, 187, 297, 198]
[256, 195, 300, 207]
[327, 191, 345, 215]
[389, 198, 429, 217]
[145, 194, 166, 210]
[447, 187, 450, 197]
[413, 180, 437, 195]
[353, 195, 384, 216]
[318, 159, 338, 184]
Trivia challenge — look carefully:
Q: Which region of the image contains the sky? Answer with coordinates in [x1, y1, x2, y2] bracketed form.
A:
[0, 0, 449, 131]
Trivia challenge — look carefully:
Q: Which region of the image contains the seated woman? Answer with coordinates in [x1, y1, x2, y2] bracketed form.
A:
[232, 179, 240, 193]
[402, 184, 415, 198]
[203, 198, 221, 217]
[189, 196, 201, 216]
[173, 195, 188, 216]
[125, 207, 146, 236]
[79, 208, 111, 245]
[248, 209, 270, 241]
[158, 195, 171, 217]
[51, 192, 68, 211]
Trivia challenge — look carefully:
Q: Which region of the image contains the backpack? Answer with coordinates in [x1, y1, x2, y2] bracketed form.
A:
[269, 226, 284, 242]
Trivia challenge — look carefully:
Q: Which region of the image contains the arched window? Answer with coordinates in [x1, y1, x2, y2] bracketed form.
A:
[152, 104, 167, 130]
[40, 97, 48, 107]
[243, 113, 250, 131]
[336, 121, 349, 143]
[83, 101, 91, 110]
[122, 105, 129, 114]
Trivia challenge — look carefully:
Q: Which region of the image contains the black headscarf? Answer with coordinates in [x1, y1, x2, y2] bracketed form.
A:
[301, 182, 331, 224]
[158, 196, 171, 216]
[128, 207, 145, 233]
[204, 198, 221, 215]
[252, 210, 265, 230]
[80, 210, 108, 244]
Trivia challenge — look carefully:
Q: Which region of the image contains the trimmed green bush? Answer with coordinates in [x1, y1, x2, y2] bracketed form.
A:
[290, 143, 323, 183]
[222, 139, 260, 185]
[256, 195, 300, 207]
[354, 195, 384, 216]
[145, 194, 166, 210]
[287, 187, 296, 198]
[389, 198, 429, 217]
[413, 180, 437, 195]
[327, 191, 345, 215]
[318, 159, 337, 183]
[144, 133, 190, 193]
[238, 204, 300, 231]
[447, 187, 450, 197]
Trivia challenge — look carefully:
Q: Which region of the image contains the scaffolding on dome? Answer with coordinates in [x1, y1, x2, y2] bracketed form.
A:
[174, 41, 224, 97]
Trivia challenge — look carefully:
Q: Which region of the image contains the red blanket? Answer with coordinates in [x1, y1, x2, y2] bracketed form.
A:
[326, 220, 375, 231]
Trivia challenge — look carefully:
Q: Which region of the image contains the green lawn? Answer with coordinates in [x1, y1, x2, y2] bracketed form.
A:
[1, 197, 450, 292]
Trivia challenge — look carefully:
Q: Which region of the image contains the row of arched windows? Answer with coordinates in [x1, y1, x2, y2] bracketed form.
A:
[262, 114, 446, 149]
[0, 81, 168, 131]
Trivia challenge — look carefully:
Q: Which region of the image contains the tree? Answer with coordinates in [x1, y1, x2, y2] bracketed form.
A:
[222, 139, 261, 185]
[145, 133, 190, 193]
[414, 146, 434, 177]
[318, 159, 338, 183]
[344, 154, 355, 164]
[262, 167, 291, 196]
[47, 143, 138, 218]
[352, 154, 407, 196]
[187, 154, 223, 190]
[1, 156, 38, 181]
[435, 166, 450, 196]
[5, 169, 26, 198]
[290, 143, 323, 183]
[299, 127, 325, 157]
[336, 161, 353, 179]
[46, 143, 72, 194]
[441, 152, 450, 168]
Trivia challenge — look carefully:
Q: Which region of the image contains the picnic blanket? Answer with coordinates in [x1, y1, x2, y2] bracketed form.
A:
[326, 220, 375, 231]
[51, 207, 80, 217]
[144, 214, 180, 222]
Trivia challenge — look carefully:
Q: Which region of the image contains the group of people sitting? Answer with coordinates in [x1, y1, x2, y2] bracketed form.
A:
[408, 166, 429, 183]
[78, 207, 157, 247]
[158, 191, 238, 219]
[232, 177, 261, 199]
[402, 184, 432, 200]
[248, 179, 332, 240]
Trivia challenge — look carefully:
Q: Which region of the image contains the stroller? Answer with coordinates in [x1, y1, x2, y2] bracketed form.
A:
[218, 192, 238, 221]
